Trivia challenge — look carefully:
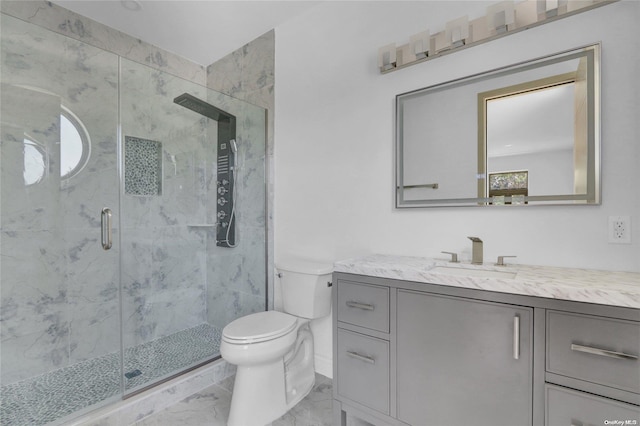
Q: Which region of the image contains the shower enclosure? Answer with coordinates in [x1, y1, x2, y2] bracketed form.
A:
[0, 13, 267, 425]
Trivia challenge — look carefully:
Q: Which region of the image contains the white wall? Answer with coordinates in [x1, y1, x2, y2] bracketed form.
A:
[274, 1, 640, 376]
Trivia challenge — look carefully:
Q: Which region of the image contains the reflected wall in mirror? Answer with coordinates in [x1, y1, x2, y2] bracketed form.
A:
[396, 44, 600, 208]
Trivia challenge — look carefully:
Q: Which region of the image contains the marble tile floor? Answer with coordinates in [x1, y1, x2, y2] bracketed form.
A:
[0, 324, 221, 426]
[134, 373, 333, 426]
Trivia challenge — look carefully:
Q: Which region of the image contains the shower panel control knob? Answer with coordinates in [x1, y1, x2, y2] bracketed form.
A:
[218, 187, 228, 195]
[217, 211, 227, 220]
[217, 198, 227, 206]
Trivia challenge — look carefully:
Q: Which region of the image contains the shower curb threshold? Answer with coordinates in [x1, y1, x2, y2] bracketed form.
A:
[65, 359, 236, 426]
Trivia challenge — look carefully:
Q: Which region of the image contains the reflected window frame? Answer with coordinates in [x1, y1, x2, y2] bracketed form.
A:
[22, 106, 91, 186]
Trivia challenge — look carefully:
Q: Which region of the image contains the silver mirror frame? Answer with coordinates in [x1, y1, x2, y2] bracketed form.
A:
[395, 44, 600, 208]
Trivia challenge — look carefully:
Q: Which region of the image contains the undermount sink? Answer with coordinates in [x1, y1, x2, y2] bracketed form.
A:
[430, 266, 517, 279]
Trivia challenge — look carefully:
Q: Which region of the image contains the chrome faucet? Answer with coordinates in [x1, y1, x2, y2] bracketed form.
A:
[468, 237, 483, 265]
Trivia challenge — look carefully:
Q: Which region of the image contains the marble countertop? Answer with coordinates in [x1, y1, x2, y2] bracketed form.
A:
[334, 254, 640, 309]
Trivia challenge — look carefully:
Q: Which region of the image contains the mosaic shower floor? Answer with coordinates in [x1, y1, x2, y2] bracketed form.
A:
[0, 323, 221, 426]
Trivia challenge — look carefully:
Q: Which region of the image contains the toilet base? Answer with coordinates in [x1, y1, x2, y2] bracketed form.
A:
[226, 323, 316, 426]
[227, 359, 286, 426]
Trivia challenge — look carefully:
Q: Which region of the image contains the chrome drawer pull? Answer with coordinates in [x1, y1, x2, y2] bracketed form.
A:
[513, 315, 520, 360]
[570, 344, 638, 361]
[346, 301, 374, 311]
[346, 351, 375, 365]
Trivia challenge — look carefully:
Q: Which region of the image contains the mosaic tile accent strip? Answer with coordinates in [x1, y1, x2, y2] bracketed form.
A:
[124, 136, 163, 196]
[0, 324, 221, 426]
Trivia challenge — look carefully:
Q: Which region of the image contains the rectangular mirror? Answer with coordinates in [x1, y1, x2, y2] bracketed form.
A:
[396, 44, 600, 208]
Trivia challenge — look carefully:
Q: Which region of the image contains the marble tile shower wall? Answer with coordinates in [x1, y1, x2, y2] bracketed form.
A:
[207, 30, 275, 314]
[119, 56, 267, 345]
[205, 94, 267, 331]
[1, 14, 121, 384]
[0, 1, 206, 85]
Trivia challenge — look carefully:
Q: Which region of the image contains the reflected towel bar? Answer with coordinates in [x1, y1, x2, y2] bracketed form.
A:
[402, 183, 439, 189]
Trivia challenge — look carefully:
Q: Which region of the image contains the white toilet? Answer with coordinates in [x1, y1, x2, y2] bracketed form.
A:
[220, 258, 333, 426]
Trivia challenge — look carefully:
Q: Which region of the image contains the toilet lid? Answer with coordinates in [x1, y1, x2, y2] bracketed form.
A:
[222, 311, 297, 344]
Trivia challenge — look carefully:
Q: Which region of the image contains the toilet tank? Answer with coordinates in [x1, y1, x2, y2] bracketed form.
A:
[276, 258, 333, 319]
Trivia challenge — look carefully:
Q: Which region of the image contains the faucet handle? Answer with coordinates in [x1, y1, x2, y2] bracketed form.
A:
[468, 236, 483, 243]
[441, 251, 459, 263]
[496, 255, 517, 266]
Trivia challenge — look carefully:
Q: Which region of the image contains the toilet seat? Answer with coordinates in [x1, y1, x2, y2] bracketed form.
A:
[223, 311, 298, 344]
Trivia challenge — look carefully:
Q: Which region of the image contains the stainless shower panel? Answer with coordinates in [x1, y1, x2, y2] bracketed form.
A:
[173, 93, 233, 123]
[173, 93, 237, 247]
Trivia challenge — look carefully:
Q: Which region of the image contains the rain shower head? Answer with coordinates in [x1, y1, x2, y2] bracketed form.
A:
[173, 93, 234, 123]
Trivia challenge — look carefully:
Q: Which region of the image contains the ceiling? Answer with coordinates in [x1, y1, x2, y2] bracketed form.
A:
[51, 0, 321, 66]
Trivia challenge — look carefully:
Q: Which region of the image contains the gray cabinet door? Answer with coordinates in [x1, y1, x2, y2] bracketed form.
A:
[397, 290, 533, 426]
[337, 329, 390, 415]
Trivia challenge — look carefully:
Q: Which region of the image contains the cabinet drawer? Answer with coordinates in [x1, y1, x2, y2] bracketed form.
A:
[337, 281, 389, 333]
[547, 311, 640, 394]
[546, 384, 640, 426]
[337, 329, 389, 415]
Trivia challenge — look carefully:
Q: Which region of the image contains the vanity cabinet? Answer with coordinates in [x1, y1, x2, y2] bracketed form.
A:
[396, 290, 532, 426]
[332, 272, 640, 426]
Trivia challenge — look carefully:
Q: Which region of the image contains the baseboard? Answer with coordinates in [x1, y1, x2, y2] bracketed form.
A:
[314, 353, 332, 379]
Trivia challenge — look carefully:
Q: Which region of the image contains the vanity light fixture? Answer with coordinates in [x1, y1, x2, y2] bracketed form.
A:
[378, 43, 397, 72]
[487, 1, 515, 35]
[410, 30, 431, 60]
[445, 16, 469, 49]
[377, 0, 613, 74]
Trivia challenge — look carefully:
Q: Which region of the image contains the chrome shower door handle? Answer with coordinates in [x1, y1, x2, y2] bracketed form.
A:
[101, 207, 112, 250]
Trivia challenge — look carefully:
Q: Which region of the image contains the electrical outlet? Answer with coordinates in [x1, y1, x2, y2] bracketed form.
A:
[608, 216, 631, 244]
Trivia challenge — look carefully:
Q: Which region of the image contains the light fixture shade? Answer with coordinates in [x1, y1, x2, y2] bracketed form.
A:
[378, 43, 397, 71]
[537, 0, 568, 18]
[470, 16, 490, 43]
[487, 1, 515, 34]
[515, 0, 538, 28]
[445, 16, 470, 48]
[410, 30, 431, 59]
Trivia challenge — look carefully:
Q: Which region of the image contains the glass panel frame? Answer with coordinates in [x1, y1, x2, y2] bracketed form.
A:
[396, 44, 600, 208]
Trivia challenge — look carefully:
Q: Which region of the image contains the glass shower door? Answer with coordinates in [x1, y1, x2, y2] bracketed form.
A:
[0, 14, 122, 425]
[1, 11, 268, 423]
[118, 59, 215, 393]
[119, 58, 268, 394]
